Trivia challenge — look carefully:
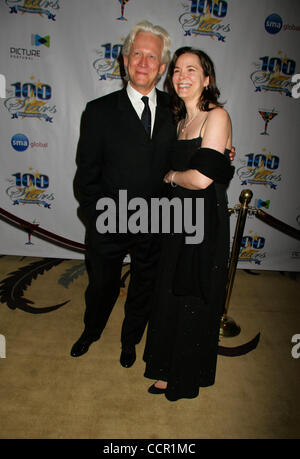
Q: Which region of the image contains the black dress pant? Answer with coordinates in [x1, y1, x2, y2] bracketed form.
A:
[83, 232, 161, 347]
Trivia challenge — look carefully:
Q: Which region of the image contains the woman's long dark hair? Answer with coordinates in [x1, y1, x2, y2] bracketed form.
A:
[164, 47, 223, 123]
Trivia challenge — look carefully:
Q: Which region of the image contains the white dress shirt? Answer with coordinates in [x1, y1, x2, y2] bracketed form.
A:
[126, 82, 157, 137]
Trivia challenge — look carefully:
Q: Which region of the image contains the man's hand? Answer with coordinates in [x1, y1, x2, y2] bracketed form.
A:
[229, 146, 236, 163]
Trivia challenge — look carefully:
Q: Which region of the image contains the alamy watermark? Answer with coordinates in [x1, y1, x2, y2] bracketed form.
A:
[96, 190, 204, 244]
[291, 334, 300, 359]
[0, 334, 6, 358]
[0, 74, 6, 98]
[292, 74, 300, 99]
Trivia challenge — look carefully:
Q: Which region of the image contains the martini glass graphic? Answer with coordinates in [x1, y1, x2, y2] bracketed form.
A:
[258, 109, 278, 135]
[25, 220, 40, 245]
[117, 0, 130, 21]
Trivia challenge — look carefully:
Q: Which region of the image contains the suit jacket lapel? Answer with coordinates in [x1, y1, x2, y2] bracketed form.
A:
[117, 87, 172, 141]
[117, 87, 149, 141]
[152, 89, 171, 139]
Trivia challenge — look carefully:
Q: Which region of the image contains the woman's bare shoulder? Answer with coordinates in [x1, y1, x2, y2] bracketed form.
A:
[207, 106, 230, 122]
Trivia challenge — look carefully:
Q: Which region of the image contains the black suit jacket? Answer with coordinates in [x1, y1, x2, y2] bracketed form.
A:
[76, 87, 176, 235]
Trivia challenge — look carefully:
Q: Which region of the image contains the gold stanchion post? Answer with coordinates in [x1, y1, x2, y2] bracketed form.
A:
[220, 189, 253, 337]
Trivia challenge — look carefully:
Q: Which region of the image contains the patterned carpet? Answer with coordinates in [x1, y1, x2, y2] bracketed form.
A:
[0, 255, 299, 439]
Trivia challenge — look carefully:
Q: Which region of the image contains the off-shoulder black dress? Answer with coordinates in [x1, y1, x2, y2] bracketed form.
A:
[143, 137, 234, 402]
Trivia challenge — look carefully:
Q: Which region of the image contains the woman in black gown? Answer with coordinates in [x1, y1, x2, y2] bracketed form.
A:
[143, 47, 234, 402]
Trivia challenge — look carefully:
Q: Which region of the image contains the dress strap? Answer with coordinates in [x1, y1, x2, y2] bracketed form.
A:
[199, 114, 208, 138]
[176, 120, 182, 137]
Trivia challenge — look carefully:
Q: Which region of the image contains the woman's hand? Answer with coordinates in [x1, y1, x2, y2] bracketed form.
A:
[164, 169, 212, 190]
[164, 170, 177, 184]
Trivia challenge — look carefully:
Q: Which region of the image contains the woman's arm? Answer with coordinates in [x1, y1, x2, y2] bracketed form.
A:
[164, 108, 232, 190]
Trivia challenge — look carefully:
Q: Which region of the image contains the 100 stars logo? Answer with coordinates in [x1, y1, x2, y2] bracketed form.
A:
[3, 76, 56, 122]
[178, 0, 231, 42]
[5, 0, 60, 21]
[250, 52, 296, 97]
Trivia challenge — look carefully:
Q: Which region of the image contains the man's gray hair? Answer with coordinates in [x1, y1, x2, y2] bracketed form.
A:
[122, 20, 171, 65]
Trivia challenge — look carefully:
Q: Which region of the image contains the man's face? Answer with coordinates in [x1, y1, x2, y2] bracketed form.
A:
[124, 31, 166, 95]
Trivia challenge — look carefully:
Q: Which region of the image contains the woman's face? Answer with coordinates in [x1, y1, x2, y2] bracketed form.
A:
[172, 52, 209, 103]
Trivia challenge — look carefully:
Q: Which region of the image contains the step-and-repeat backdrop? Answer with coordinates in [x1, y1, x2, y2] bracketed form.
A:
[0, 0, 299, 271]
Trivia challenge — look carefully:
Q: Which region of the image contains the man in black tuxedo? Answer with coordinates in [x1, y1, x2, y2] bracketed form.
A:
[71, 21, 176, 367]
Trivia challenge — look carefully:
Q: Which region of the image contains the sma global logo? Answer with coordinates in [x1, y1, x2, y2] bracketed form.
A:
[265, 14, 283, 35]
[11, 133, 29, 152]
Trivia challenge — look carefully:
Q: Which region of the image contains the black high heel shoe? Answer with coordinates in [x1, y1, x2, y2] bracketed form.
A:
[148, 383, 167, 394]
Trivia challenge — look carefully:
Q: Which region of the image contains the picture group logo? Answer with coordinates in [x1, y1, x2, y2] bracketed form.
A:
[238, 232, 266, 265]
[258, 108, 278, 136]
[93, 41, 123, 81]
[178, 0, 231, 42]
[250, 52, 296, 97]
[5, 0, 60, 21]
[6, 169, 54, 208]
[3, 77, 56, 122]
[254, 198, 270, 210]
[32, 34, 50, 47]
[11, 133, 48, 151]
[9, 34, 50, 61]
[236, 149, 281, 190]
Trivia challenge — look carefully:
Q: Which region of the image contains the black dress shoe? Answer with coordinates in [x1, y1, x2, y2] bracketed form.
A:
[120, 346, 136, 368]
[148, 384, 166, 394]
[70, 333, 97, 357]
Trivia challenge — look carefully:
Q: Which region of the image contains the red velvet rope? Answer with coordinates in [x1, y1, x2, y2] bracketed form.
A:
[0, 207, 262, 356]
[1, 206, 299, 254]
[0, 207, 86, 252]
